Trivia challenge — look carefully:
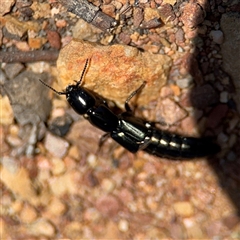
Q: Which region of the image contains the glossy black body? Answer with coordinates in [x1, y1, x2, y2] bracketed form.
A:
[39, 61, 220, 159]
[66, 84, 119, 132]
[58, 82, 220, 158]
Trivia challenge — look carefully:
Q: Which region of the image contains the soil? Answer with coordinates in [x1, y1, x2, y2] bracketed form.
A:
[0, 0, 240, 238]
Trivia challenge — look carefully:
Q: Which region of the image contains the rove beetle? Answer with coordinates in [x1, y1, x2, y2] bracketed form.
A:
[39, 59, 220, 159]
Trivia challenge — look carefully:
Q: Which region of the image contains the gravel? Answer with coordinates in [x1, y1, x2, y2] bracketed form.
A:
[0, 0, 240, 238]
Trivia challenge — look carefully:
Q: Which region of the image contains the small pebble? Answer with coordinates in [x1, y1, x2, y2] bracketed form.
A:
[101, 178, 115, 193]
[87, 153, 98, 167]
[1, 156, 19, 174]
[83, 208, 101, 222]
[220, 91, 228, 103]
[28, 219, 55, 237]
[176, 75, 193, 89]
[11, 201, 23, 214]
[4, 63, 24, 79]
[47, 30, 61, 49]
[72, 19, 100, 42]
[96, 195, 121, 218]
[157, 98, 187, 125]
[47, 197, 67, 216]
[173, 201, 194, 217]
[49, 170, 78, 196]
[0, 0, 15, 15]
[209, 30, 224, 44]
[217, 132, 229, 143]
[223, 214, 240, 230]
[5, 16, 27, 38]
[118, 219, 129, 232]
[50, 157, 66, 175]
[6, 135, 22, 147]
[0, 95, 14, 125]
[44, 132, 69, 158]
[20, 204, 38, 223]
[0, 69, 7, 85]
[146, 196, 158, 210]
[28, 38, 46, 49]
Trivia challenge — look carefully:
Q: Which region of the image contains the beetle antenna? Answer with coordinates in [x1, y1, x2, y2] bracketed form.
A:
[76, 59, 90, 88]
[39, 79, 66, 95]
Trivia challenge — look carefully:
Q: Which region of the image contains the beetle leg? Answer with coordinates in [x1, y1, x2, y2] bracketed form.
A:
[124, 81, 146, 112]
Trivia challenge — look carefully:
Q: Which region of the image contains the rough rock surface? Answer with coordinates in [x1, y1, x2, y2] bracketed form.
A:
[57, 40, 172, 107]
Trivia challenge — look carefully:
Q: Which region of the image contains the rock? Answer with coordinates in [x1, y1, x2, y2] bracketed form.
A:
[175, 28, 185, 44]
[173, 201, 194, 217]
[0, 95, 14, 125]
[20, 204, 38, 223]
[0, 164, 39, 205]
[205, 220, 224, 238]
[49, 170, 79, 196]
[4, 16, 28, 38]
[118, 219, 129, 232]
[47, 197, 67, 216]
[3, 71, 51, 155]
[209, 30, 224, 44]
[221, 13, 240, 113]
[102, 221, 123, 239]
[180, 2, 204, 29]
[72, 19, 101, 42]
[44, 132, 69, 158]
[48, 114, 73, 137]
[101, 178, 115, 193]
[157, 98, 187, 125]
[4, 71, 51, 125]
[0, 0, 15, 16]
[133, 7, 144, 28]
[176, 75, 193, 89]
[95, 195, 121, 217]
[66, 120, 103, 155]
[27, 218, 55, 237]
[220, 91, 228, 103]
[162, 0, 177, 4]
[222, 214, 240, 230]
[158, 4, 176, 23]
[3, 15, 40, 39]
[169, 222, 186, 239]
[50, 157, 66, 175]
[28, 37, 46, 49]
[4, 63, 24, 79]
[57, 40, 172, 107]
[144, 7, 160, 22]
[31, 2, 51, 19]
[47, 30, 61, 49]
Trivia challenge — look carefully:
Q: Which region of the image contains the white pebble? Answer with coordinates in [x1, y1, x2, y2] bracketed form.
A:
[220, 91, 228, 103]
[87, 153, 97, 167]
[209, 30, 224, 44]
[118, 219, 129, 232]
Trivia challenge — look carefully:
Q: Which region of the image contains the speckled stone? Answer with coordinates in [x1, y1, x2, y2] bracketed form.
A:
[57, 39, 172, 107]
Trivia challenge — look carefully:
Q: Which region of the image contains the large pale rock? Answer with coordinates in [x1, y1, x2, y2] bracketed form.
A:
[221, 13, 240, 113]
[57, 40, 172, 107]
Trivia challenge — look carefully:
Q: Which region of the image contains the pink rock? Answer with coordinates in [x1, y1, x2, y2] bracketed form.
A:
[96, 195, 121, 217]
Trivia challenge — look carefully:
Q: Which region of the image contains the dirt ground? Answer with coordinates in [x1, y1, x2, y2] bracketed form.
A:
[1, 0, 240, 239]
